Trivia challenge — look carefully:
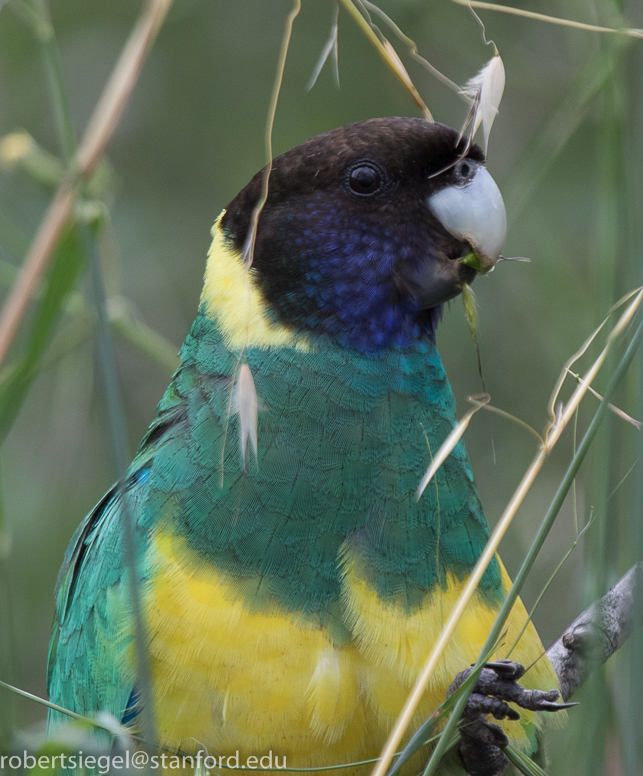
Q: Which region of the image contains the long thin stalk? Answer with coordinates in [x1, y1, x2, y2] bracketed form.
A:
[1, 7, 171, 751]
[581, 39, 623, 775]
[30, 0, 76, 164]
[449, 0, 643, 38]
[337, 0, 432, 119]
[624, 7, 643, 770]
[0, 0, 173, 370]
[0, 183, 76, 364]
[0, 261, 178, 374]
[84, 226, 156, 754]
[505, 38, 629, 223]
[422, 317, 643, 775]
[0, 679, 135, 738]
[372, 288, 643, 776]
[241, 0, 301, 268]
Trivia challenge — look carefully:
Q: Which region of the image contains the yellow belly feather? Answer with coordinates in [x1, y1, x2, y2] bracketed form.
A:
[139, 527, 561, 773]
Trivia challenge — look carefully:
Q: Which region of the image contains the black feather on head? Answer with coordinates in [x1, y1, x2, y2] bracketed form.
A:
[221, 118, 486, 354]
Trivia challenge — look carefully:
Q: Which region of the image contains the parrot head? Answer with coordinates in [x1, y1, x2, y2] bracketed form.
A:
[220, 117, 506, 353]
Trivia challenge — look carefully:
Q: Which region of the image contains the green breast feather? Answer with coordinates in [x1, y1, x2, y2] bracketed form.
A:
[159, 307, 500, 614]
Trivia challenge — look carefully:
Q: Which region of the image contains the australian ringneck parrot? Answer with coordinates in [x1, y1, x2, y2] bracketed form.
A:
[47, 118, 564, 774]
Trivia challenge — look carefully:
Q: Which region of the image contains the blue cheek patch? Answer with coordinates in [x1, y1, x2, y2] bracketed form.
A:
[261, 197, 439, 354]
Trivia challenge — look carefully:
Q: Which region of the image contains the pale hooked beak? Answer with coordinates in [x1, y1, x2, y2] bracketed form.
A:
[428, 165, 507, 273]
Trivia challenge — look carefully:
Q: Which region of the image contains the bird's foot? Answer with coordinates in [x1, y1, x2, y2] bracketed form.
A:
[447, 659, 576, 776]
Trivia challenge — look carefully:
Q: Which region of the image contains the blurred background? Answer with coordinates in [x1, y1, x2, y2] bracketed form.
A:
[0, 0, 642, 773]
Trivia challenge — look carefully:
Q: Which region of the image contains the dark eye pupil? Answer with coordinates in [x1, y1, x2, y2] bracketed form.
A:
[350, 166, 380, 194]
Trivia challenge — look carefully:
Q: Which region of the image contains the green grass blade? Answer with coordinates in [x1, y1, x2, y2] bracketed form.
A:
[504, 745, 550, 776]
[422, 317, 643, 776]
[505, 37, 630, 222]
[387, 642, 499, 776]
[0, 222, 85, 443]
[84, 223, 157, 757]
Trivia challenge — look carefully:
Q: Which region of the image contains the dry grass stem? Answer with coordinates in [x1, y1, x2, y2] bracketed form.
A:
[565, 368, 641, 430]
[417, 394, 490, 498]
[0, 0, 174, 371]
[548, 287, 643, 422]
[449, 0, 643, 39]
[547, 317, 609, 424]
[307, 2, 339, 91]
[0, 183, 75, 370]
[242, 0, 301, 269]
[338, 0, 432, 120]
[360, 1, 460, 94]
[480, 403, 543, 444]
[370, 288, 643, 776]
[76, 0, 173, 177]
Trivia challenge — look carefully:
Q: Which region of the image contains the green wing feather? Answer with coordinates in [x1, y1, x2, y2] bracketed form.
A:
[47, 388, 187, 723]
[47, 486, 134, 724]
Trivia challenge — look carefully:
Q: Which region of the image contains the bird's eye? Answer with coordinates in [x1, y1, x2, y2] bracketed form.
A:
[454, 158, 477, 184]
[348, 164, 383, 196]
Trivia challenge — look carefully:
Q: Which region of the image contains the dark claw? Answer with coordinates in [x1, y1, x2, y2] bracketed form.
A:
[533, 699, 579, 712]
[483, 659, 525, 680]
[449, 659, 571, 715]
[465, 692, 520, 721]
[448, 660, 575, 776]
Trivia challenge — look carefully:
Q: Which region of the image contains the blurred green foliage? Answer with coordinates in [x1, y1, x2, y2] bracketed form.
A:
[0, 0, 642, 773]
